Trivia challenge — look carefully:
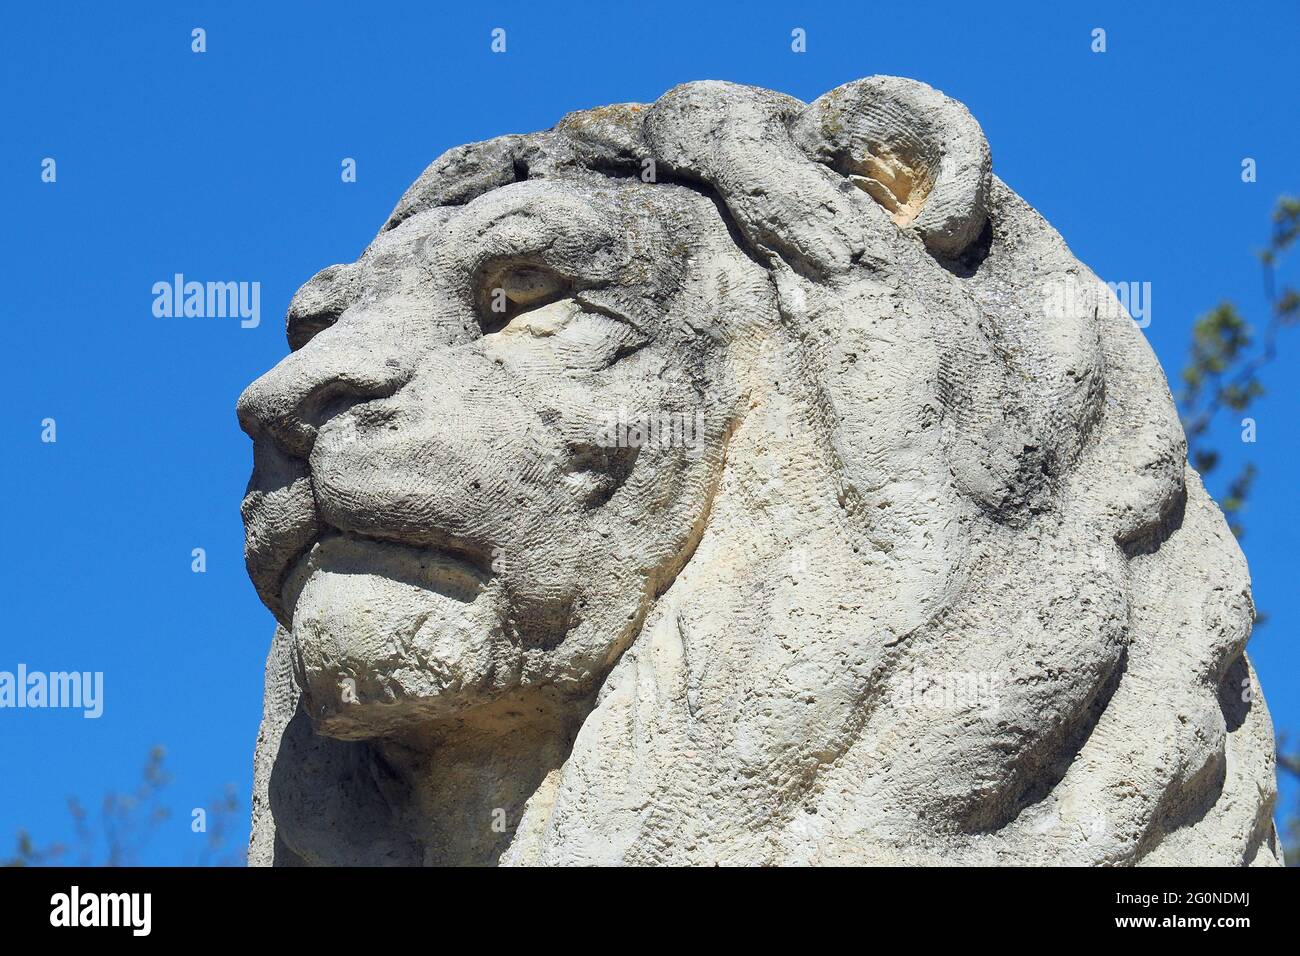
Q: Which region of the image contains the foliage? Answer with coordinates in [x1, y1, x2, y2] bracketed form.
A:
[1179, 196, 1300, 537]
[1176, 195, 1299, 864]
[3, 746, 244, 867]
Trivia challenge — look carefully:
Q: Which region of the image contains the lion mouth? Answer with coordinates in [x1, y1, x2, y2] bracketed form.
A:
[287, 532, 501, 738]
[281, 530, 490, 622]
[241, 449, 493, 627]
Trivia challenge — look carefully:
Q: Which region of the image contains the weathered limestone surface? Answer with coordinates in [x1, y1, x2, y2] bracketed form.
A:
[238, 77, 1281, 866]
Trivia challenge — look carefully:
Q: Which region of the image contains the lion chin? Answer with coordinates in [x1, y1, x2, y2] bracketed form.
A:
[239, 76, 1281, 867]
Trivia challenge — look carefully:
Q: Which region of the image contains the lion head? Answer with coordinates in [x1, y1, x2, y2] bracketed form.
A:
[240, 77, 1280, 866]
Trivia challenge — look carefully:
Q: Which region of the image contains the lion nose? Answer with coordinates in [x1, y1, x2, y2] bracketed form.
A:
[236, 321, 412, 460]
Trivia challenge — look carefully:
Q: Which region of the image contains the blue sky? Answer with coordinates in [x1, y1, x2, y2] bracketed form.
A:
[3, 0, 1296, 864]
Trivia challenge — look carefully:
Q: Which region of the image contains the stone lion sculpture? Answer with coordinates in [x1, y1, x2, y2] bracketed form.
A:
[238, 77, 1281, 866]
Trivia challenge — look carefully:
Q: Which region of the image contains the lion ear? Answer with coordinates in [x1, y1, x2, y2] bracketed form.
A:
[643, 77, 991, 271]
[792, 76, 992, 258]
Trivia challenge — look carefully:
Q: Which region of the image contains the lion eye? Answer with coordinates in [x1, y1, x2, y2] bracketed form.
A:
[478, 264, 572, 333]
[499, 266, 566, 306]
